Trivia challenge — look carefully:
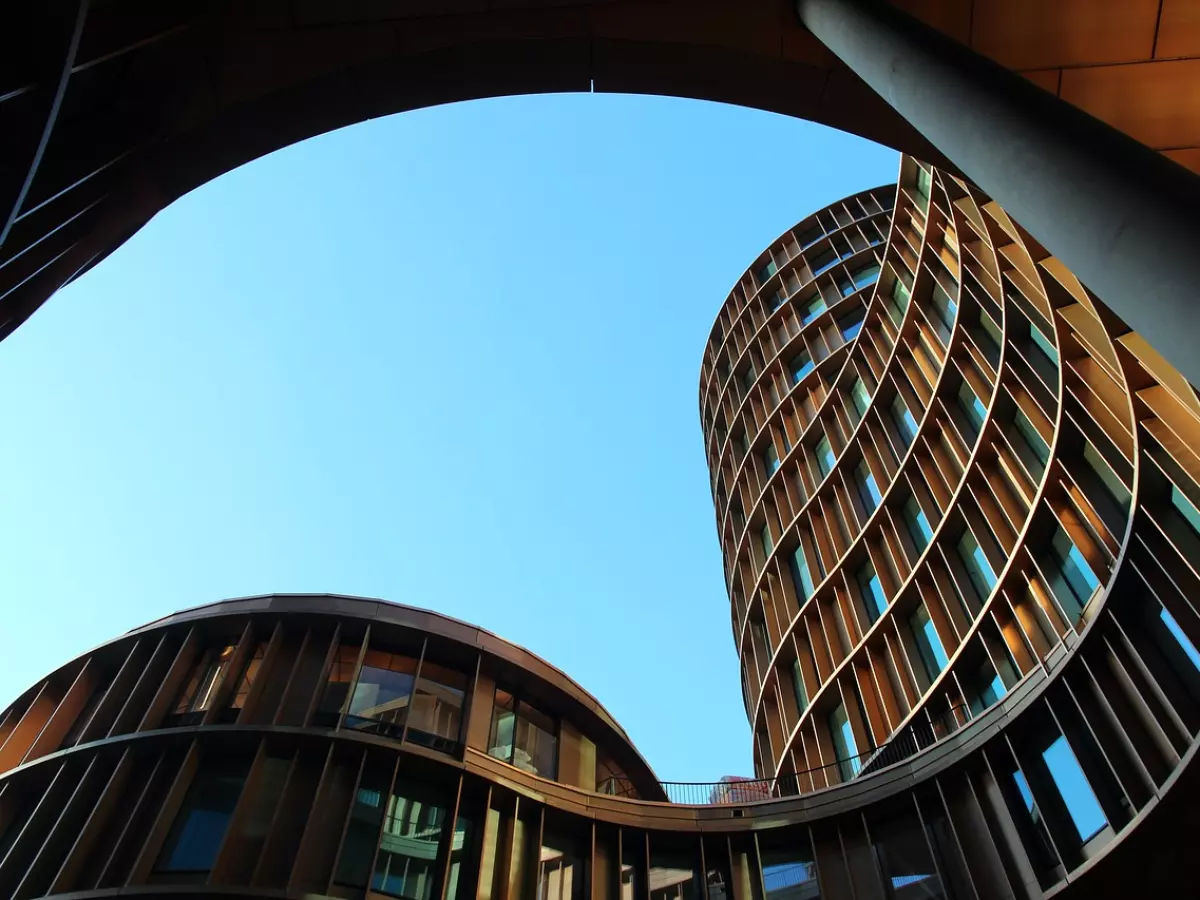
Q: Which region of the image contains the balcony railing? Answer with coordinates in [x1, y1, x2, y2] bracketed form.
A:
[598, 703, 974, 805]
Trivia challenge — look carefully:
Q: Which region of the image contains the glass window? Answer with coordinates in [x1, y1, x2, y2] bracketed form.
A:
[903, 496, 934, 552]
[1082, 442, 1131, 513]
[829, 703, 861, 781]
[809, 250, 839, 278]
[958, 530, 999, 602]
[317, 644, 361, 723]
[1010, 408, 1050, 478]
[372, 778, 450, 899]
[488, 690, 557, 778]
[849, 377, 871, 419]
[407, 661, 468, 749]
[788, 546, 816, 602]
[752, 617, 774, 660]
[1044, 527, 1099, 623]
[855, 460, 882, 513]
[969, 661, 1008, 716]
[886, 277, 910, 325]
[978, 308, 1003, 364]
[790, 351, 814, 383]
[857, 563, 888, 623]
[930, 284, 958, 345]
[336, 760, 392, 888]
[852, 264, 881, 290]
[758, 259, 778, 284]
[839, 308, 865, 341]
[760, 524, 774, 560]
[910, 604, 949, 681]
[173, 645, 237, 717]
[797, 224, 824, 249]
[1160, 607, 1200, 672]
[763, 443, 780, 477]
[791, 659, 809, 715]
[1030, 321, 1058, 365]
[760, 831, 819, 899]
[802, 295, 828, 324]
[540, 831, 588, 899]
[229, 643, 267, 711]
[348, 651, 419, 735]
[1171, 484, 1200, 536]
[742, 366, 756, 393]
[956, 379, 987, 440]
[915, 166, 933, 202]
[891, 395, 918, 444]
[815, 435, 836, 477]
[156, 757, 248, 873]
[1042, 735, 1108, 842]
[769, 290, 786, 312]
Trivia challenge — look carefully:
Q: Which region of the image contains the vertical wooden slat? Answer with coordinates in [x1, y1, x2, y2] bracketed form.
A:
[22, 659, 94, 763]
[126, 739, 202, 884]
[137, 627, 199, 732]
[108, 631, 173, 736]
[237, 620, 284, 724]
[49, 746, 134, 893]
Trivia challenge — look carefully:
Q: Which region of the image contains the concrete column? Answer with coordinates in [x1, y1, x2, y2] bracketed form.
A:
[797, 0, 1200, 388]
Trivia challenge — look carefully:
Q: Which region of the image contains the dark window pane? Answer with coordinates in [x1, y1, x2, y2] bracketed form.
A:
[156, 757, 249, 873]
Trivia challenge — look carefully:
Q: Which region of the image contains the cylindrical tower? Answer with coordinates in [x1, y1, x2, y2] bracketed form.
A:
[698, 156, 1200, 807]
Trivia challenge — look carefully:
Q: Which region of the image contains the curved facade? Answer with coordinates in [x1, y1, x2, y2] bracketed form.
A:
[3, 164, 1200, 898]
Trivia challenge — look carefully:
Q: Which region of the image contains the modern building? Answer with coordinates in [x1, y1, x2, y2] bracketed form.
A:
[3, 158, 1200, 900]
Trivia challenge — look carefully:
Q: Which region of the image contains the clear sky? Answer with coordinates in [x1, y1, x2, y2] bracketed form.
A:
[0, 93, 897, 782]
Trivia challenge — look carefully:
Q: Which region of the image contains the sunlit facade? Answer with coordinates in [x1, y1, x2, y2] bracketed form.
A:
[4, 160, 1200, 899]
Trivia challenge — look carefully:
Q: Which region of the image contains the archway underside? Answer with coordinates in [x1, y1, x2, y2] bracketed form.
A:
[2, 0, 1199, 340]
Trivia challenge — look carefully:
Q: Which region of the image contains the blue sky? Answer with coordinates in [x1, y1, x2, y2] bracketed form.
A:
[0, 93, 896, 782]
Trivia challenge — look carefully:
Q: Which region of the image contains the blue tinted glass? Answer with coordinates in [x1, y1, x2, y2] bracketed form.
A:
[892, 397, 918, 442]
[911, 605, 948, 679]
[761, 526, 773, 558]
[1013, 769, 1035, 812]
[1043, 735, 1107, 842]
[789, 547, 816, 600]
[803, 297, 827, 323]
[791, 353, 815, 383]
[851, 378, 871, 417]
[1051, 528, 1099, 608]
[859, 565, 887, 619]
[1172, 485, 1200, 536]
[959, 531, 998, 600]
[816, 436, 835, 476]
[905, 498, 933, 549]
[1160, 607, 1200, 671]
[829, 704, 860, 780]
[853, 265, 881, 289]
[841, 314, 864, 341]
[957, 381, 986, 434]
[858, 462, 882, 511]
[764, 445, 780, 475]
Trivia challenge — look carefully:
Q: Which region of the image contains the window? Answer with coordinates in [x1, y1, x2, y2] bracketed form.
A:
[407, 661, 468, 750]
[857, 562, 888, 623]
[541, 830, 588, 899]
[852, 264, 881, 290]
[371, 777, 454, 899]
[763, 443, 781, 477]
[769, 289, 786, 312]
[156, 757, 248, 873]
[976, 307, 1003, 366]
[839, 308, 865, 341]
[829, 703, 861, 781]
[915, 166, 933, 202]
[760, 524, 774, 560]
[760, 830, 819, 899]
[1042, 735, 1108, 843]
[1171, 484, 1200, 536]
[1043, 527, 1100, 623]
[742, 365, 756, 393]
[801, 295, 827, 324]
[172, 645, 237, 719]
[1030, 320, 1058, 366]
[790, 351, 814, 383]
[488, 690, 557, 778]
[891, 395, 918, 444]
[336, 760, 392, 888]
[855, 460, 882, 513]
[1009, 408, 1050, 478]
[910, 604, 949, 681]
[797, 224, 824, 249]
[1082, 442, 1131, 513]
[958, 530, 999, 602]
[229, 643, 267, 711]
[791, 659, 809, 714]
[815, 435, 835, 477]
[758, 259, 778, 284]
[347, 650, 419, 736]
[903, 496, 934, 552]
[1160, 607, 1200, 672]
[968, 661, 1008, 716]
[850, 377, 871, 419]
[956, 379, 987, 440]
[930, 284, 958, 345]
[809, 249, 839, 278]
[886, 277, 910, 326]
[788, 546, 816, 602]
[752, 617, 774, 660]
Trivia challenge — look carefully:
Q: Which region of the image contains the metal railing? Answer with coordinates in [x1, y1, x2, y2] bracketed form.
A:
[598, 703, 974, 805]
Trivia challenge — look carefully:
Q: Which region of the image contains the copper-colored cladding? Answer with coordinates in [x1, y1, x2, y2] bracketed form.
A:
[2, 1, 1200, 343]
[698, 154, 1200, 827]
